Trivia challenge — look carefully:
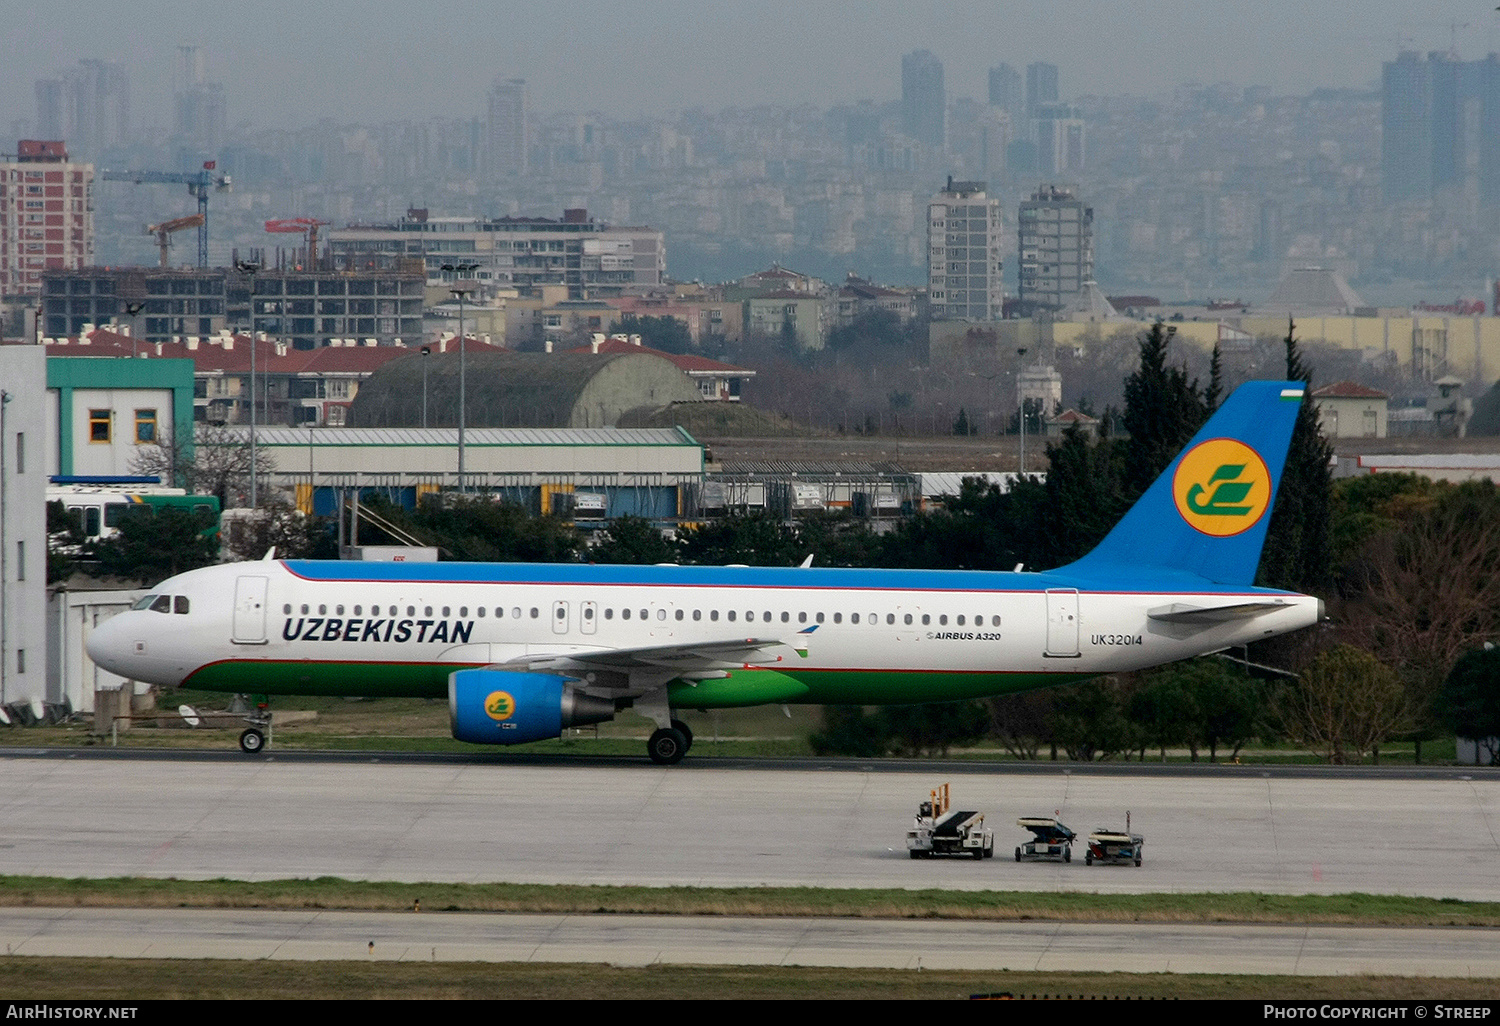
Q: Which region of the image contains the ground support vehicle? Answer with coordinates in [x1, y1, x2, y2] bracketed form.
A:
[906, 783, 994, 860]
[1086, 829, 1144, 866]
[1015, 817, 1076, 862]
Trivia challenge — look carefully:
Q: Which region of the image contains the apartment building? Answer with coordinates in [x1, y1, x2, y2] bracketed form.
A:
[1017, 184, 1093, 314]
[0, 141, 93, 303]
[328, 208, 665, 300]
[927, 178, 1004, 322]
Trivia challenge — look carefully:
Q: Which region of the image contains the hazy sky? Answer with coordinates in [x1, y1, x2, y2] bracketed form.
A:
[5, 0, 1498, 131]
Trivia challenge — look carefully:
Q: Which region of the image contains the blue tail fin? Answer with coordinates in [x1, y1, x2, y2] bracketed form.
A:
[1065, 380, 1305, 586]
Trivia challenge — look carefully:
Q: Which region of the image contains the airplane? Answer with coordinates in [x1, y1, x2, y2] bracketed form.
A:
[86, 380, 1323, 764]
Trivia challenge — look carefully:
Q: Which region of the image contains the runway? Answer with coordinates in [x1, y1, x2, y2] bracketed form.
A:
[1, 751, 1496, 898]
[5, 907, 1500, 976]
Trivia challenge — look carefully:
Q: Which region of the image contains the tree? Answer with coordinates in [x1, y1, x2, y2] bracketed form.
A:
[877, 701, 990, 757]
[222, 497, 338, 562]
[406, 495, 582, 563]
[986, 690, 1057, 760]
[1039, 423, 1128, 566]
[1049, 679, 1140, 761]
[588, 515, 678, 564]
[1257, 319, 1334, 593]
[88, 505, 220, 586]
[1128, 669, 1203, 761]
[1342, 481, 1500, 736]
[951, 407, 973, 436]
[130, 424, 271, 509]
[1437, 647, 1500, 763]
[678, 512, 803, 566]
[1278, 645, 1407, 765]
[1121, 322, 1208, 498]
[613, 314, 693, 355]
[809, 706, 889, 757]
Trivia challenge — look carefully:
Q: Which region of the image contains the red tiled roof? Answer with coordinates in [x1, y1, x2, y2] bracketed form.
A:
[42, 328, 506, 376]
[1311, 381, 1389, 400]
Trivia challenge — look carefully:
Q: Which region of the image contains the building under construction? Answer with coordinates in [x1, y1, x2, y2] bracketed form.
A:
[40, 262, 424, 347]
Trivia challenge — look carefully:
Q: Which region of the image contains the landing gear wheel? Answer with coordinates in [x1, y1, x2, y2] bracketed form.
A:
[1085, 853, 1093, 866]
[1014, 847, 1021, 862]
[1064, 846, 1072, 863]
[647, 727, 688, 765]
[1135, 857, 1142, 867]
[670, 719, 694, 751]
[239, 728, 265, 755]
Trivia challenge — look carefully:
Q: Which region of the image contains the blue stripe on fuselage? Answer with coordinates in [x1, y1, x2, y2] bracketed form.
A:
[281, 560, 1294, 597]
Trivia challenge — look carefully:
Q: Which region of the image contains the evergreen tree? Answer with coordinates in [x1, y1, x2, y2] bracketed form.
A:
[1206, 341, 1225, 414]
[1040, 423, 1128, 565]
[1257, 318, 1334, 592]
[1121, 322, 1208, 498]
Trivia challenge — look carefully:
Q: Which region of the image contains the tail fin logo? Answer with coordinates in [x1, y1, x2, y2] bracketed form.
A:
[1173, 438, 1272, 537]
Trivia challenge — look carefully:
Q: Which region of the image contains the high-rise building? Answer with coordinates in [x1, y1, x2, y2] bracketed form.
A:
[1026, 62, 1058, 119]
[1018, 184, 1093, 313]
[902, 50, 946, 149]
[1383, 49, 1500, 205]
[1382, 52, 1433, 201]
[173, 47, 226, 158]
[32, 61, 129, 162]
[988, 63, 1024, 123]
[1035, 104, 1086, 175]
[487, 77, 529, 176]
[927, 178, 1003, 321]
[0, 140, 94, 302]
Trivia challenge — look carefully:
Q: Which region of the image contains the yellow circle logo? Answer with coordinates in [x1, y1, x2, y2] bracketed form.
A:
[1172, 439, 1272, 537]
[485, 691, 516, 722]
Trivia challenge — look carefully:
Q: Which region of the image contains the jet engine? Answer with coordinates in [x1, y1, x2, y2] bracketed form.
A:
[448, 668, 615, 745]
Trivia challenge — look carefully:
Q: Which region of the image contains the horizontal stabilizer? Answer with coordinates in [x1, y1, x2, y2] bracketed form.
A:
[1147, 599, 1292, 623]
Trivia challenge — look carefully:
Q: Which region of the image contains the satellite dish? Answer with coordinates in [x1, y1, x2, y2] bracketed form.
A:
[178, 704, 201, 728]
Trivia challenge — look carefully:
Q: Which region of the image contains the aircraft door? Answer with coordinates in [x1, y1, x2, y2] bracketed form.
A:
[580, 600, 598, 635]
[552, 600, 570, 635]
[1044, 588, 1080, 658]
[232, 576, 269, 645]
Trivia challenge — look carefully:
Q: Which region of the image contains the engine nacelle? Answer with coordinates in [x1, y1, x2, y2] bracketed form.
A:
[448, 668, 615, 745]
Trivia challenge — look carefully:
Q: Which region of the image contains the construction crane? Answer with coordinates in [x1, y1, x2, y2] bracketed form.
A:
[145, 214, 205, 268]
[264, 217, 331, 267]
[100, 162, 231, 268]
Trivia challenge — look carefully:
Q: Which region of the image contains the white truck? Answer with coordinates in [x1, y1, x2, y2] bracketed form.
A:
[906, 783, 994, 860]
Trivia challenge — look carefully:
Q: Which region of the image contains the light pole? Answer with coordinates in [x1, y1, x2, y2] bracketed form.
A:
[1016, 346, 1028, 475]
[420, 345, 431, 428]
[236, 259, 261, 507]
[441, 262, 479, 492]
[123, 301, 144, 360]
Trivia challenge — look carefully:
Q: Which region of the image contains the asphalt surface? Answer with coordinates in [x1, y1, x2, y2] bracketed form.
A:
[1, 749, 1495, 896]
[3, 749, 1496, 975]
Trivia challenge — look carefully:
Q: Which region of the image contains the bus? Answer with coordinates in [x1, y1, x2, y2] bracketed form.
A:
[47, 476, 221, 546]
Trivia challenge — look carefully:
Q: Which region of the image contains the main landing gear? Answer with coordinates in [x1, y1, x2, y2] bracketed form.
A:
[647, 719, 695, 765]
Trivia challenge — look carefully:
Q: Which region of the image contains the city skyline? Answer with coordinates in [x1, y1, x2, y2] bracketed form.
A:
[6, 1, 1498, 132]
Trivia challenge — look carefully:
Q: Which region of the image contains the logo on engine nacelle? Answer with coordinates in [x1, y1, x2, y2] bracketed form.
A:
[485, 691, 516, 722]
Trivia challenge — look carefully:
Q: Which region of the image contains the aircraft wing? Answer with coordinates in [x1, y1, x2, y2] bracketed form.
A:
[1146, 599, 1294, 624]
[491, 634, 812, 692]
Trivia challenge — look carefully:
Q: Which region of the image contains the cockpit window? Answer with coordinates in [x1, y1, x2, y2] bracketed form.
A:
[174, 596, 190, 615]
[149, 595, 172, 614]
[133, 594, 158, 611]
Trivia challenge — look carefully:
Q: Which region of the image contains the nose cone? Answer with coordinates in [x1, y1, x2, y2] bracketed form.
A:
[86, 612, 136, 678]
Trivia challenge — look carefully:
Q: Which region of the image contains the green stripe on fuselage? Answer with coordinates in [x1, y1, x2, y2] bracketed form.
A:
[184, 660, 1096, 706]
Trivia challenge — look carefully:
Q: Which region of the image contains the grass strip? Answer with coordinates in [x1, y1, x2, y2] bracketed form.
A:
[0, 958, 1494, 1000]
[1, 876, 1497, 928]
